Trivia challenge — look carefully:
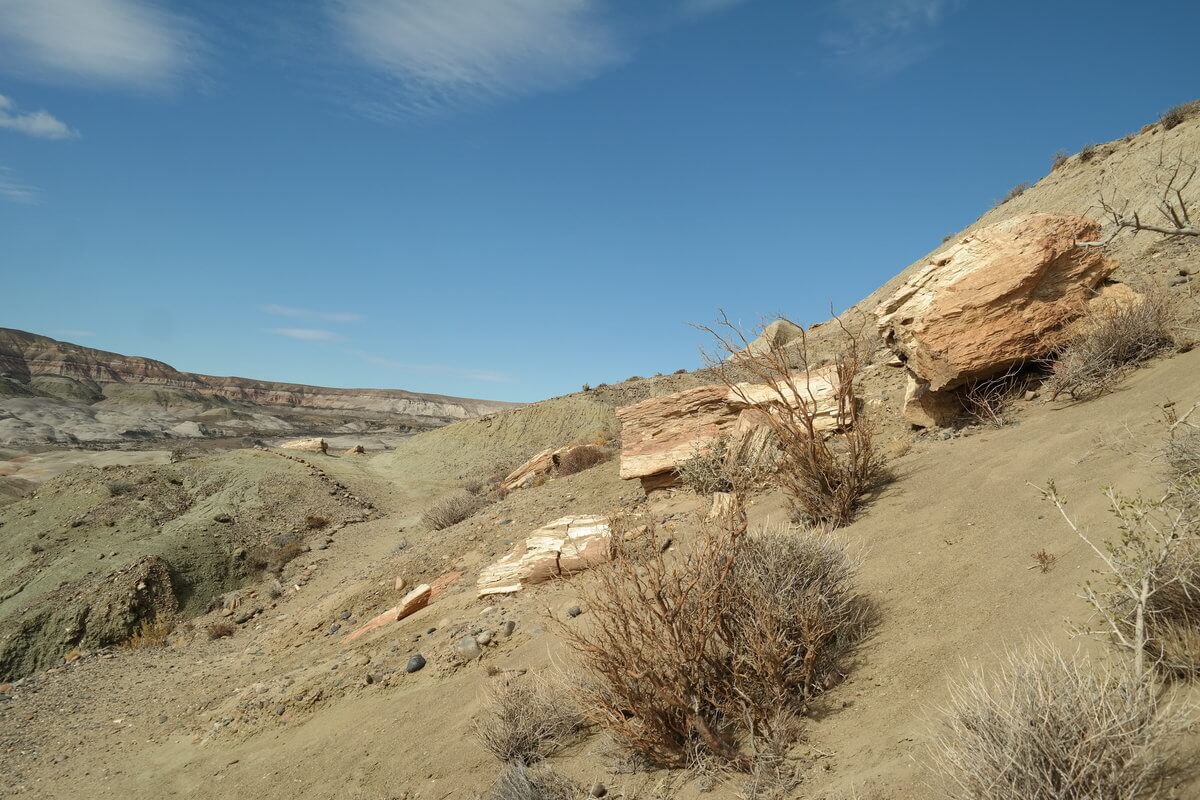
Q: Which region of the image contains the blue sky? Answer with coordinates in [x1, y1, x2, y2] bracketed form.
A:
[1, 0, 1197, 402]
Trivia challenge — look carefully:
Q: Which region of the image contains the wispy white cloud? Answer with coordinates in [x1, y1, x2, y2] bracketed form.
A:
[272, 327, 344, 342]
[352, 349, 512, 383]
[263, 304, 364, 323]
[0, 0, 197, 89]
[0, 166, 40, 204]
[679, 0, 747, 17]
[0, 94, 77, 139]
[327, 0, 626, 116]
[822, 0, 961, 76]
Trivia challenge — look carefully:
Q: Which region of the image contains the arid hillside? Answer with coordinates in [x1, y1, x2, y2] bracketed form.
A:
[0, 104, 1198, 800]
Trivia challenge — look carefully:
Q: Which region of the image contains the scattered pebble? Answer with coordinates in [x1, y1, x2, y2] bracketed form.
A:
[566, 605, 583, 619]
[476, 630, 494, 646]
[406, 654, 426, 673]
[500, 620, 516, 637]
[339, 611, 351, 620]
[590, 783, 608, 798]
[326, 623, 341, 636]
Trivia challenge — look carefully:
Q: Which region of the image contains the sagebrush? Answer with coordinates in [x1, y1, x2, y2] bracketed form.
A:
[930, 646, 1192, 800]
[485, 763, 578, 800]
[473, 678, 582, 765]
[422, 490, 488, 530]
[1047, 292, 1177, 400]
[555, 444, 610, 477]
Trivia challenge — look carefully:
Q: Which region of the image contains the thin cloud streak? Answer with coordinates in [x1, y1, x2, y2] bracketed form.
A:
[822, 0, 961, 76]
[0, 166, 41, 204]
[0, 94, 77, 138]
[263, 304, 364, 323]
[327, 0, 626, 117]
[0, 0, 198, 89]
[679, 0, 746, 17]
[272, 327, 344, 342]
[352, 349, 512, 384]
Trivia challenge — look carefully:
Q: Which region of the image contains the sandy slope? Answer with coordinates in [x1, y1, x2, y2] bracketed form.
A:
[1, 344, 1197, 799]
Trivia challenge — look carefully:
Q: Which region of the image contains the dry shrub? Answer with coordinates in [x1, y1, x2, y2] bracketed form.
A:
[1050, 150, 1069, 171]
[727, 528, 873, 722]
[1161, 99, 1200, 130]
[122, 618, 174, 650]
[698, 313, 888, 528]
[485, 763, 578, 800]
[999, 181, 1032, 205]
[1165, 428, 1200, 488]
[1078, 142, 1097, 162]
[248, 540, 304, 575]
[960, 364, 1039, 427]
[555, 444, 610, 477]
[677, 437, 776, 496]
[1043, 481, 1200, 680]
[422, 490, 488, 530]
[206, 621, 235, 640]
[473, 678, 582, 765]
[304, 514, 329, 530]
[929, 646, 1192, 800]
[107, 480, 134, 497]
[561, 523, 869, 768]
[1046, 292, 1177, 401]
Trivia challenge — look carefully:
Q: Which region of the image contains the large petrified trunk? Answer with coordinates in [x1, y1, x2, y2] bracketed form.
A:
[477, 515, 611, 596]
[615, 368, 840, 491]
[874, 213, 1117, 426]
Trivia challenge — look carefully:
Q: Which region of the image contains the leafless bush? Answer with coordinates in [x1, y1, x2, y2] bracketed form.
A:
[677, 437, 774, 496]
[561, 522, 869, 768]
[206, 621, 235, 640]
[304, 514, 329, 530]
[247, 540, 304, 575]
[724, 527, 872, 726]
[1161, 99, 1200, 130]
[929, 645, 1192, 800]
[485, 763, 579, 800]
[555, 444, 610, 477]
[999, 181, 1032, 205]
[1165, 415, 1200, 489]
[1046, 292, 1177, 401]
[697, 312, 888, 528]
[1051, 150, 1069, 171]
[1079, 143, 1097, 162]
[1041, 480, 1200, 680]
[422, 490, 488, 530]
[961, 364, 1037, 427]
[473, 678, 582, 765]
[107, 480, 134, 497]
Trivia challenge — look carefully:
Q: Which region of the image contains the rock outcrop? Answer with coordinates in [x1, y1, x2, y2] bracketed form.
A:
[616, 370, 839, 490]
[344, 584, 431, 643]
[500, 443, 604, 492]
[874, 213, 1117, 426]
[280, 438, 328, 454]
[477, 515, 611, 596]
